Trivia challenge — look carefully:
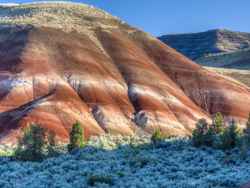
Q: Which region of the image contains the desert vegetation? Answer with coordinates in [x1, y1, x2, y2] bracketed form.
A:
[67, 121, 85, 152]
[0, 113, 248, 187]
[191, 112, 250, 155]
[14, 123, 59, 161]
[192, 113, 250, 152]
[14, 121, 86, 161]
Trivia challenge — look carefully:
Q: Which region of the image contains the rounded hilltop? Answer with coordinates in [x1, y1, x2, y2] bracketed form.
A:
[0, 1, 136, 52]
[0, 1, 134, 34]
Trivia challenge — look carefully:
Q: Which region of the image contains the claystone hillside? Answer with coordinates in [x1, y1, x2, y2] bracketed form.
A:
[0, 3, 250, 144]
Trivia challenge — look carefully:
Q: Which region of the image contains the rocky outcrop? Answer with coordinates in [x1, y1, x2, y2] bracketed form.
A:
[0, 3, 250, 143]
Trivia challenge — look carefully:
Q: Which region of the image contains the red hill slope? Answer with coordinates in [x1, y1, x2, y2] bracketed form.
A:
[0, 3, 249, 143]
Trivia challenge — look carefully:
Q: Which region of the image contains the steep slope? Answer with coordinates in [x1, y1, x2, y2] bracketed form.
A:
[159, 29, 250, 68]
[207, 67, 250, 88]
[0, 3, 250, 144]
[197, 49, 250, 69]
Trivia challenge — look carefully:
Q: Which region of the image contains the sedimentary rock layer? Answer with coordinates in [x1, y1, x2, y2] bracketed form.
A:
[0, 3, 250, 143]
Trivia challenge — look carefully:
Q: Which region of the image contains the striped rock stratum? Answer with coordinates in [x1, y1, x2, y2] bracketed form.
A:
[0, 2, 250, 144]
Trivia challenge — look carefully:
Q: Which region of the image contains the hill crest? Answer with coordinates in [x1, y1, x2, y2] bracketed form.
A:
[159, 29, 250, 60]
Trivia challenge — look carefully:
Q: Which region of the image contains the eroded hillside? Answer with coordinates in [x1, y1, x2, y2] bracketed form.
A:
[0, 3, 250, 144]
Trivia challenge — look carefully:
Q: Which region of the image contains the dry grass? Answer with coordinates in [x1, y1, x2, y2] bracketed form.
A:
[197, 48, 250, 68]
[207, 67, 250, 87]
[0, 2, 133, 33]
[0, 2, 135, 52]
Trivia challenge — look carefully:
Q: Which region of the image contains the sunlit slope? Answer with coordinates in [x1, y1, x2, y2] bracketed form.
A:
[0, 3, 250, 143]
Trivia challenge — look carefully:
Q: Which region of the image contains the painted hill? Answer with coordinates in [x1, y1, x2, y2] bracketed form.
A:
[159, 29, 250, 68]
[206, 67, 250, 88]
[0, 3, 250, 144]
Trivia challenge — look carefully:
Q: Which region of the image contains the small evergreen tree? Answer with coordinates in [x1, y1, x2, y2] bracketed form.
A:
[243, 113, 250, 146]
[15, 124, 46, 161]
[246, 113, 250, 129]
[203, 127, 216, 147]
[68, 121, 85, 152]
[212, 112, 224, 134]
[220, 119, 240, 150]
[47, 131, 57, 157]
[151, 129, 165, 145]
[192, 118, 212, 147]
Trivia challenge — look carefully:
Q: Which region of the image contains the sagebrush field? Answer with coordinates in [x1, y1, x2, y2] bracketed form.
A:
[1, 135, 250, 188]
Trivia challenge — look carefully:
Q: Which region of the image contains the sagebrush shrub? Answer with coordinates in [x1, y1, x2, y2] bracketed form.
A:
[129, 156, 150, 168]
[87, 175, 114, 186]
[68, 121, 85, 152]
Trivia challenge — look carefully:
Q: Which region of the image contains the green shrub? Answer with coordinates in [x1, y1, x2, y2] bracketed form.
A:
[212, 112, 225, 134]
[246, 113, 250, 129]
[239, 113, 250, 158]
[0, 149, 13, 157]
[151, 129, 165, 144]
[116, 171, 125, 177]
[68, 121, 85, 152]
[129, 156, 150, 168]
[192, 119, 215, 147]
[15, 124, 46, 161]
[47, 131, 57, 157]
[87, 175, 114, 186]
[219, 119, 240, 150]
[203, 127, 216, 147]
[243, 113, 250, 146]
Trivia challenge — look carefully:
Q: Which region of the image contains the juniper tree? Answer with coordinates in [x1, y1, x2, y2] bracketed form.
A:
[47, 131, 57, 157]
[245, 113, 250, 133]
[212, 112, 224, 134]
[151, 129, 165, 145]
[68, 121, 85, 152]
[243, 113, 250, 146]
[192, 118, 214, 147]
[220, 119, 240, 150]
[15, 124, 46, 161]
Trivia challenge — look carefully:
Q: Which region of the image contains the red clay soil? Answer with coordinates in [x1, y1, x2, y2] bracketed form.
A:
[0, 25, 250, 144]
